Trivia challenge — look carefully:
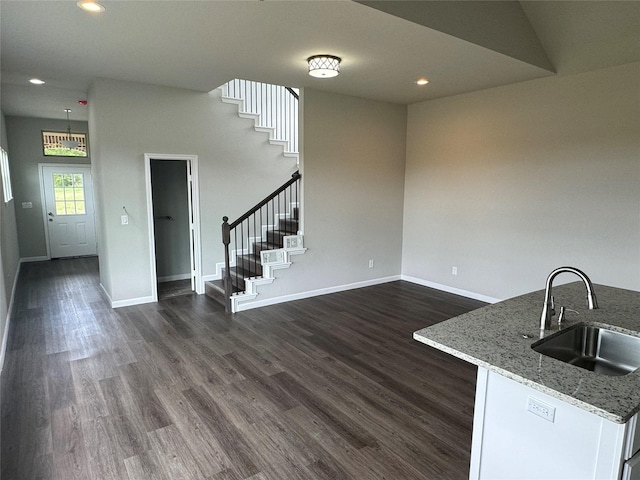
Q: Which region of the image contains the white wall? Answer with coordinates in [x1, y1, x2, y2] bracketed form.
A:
[0, 111, 21, 368]
[251, 89, 407, 302]
[4, 116, 90, 260]
[403, 62, 640, 300]
[88, 78, 297, 305]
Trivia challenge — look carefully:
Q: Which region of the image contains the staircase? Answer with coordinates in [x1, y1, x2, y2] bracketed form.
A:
[205, 79, 303, 312]
[205, 172, 305, 313]
[219, 79, 299, 162]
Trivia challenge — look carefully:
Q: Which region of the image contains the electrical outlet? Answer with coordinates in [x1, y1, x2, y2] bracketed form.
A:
[121, 214, 129, 225]
[368, 259, 374, 268]
[452, 266, 458, 276]
[527, 397, 555, 422]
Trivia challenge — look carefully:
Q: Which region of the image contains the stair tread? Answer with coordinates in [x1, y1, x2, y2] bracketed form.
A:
[206, 278, 242, 293]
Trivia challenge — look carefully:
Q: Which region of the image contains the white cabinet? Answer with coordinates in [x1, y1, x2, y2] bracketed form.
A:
[623, 416, 640, 480]
[470, 367, 638, 480]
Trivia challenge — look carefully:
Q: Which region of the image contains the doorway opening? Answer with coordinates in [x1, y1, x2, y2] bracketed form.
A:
[144, 154, 202, 302]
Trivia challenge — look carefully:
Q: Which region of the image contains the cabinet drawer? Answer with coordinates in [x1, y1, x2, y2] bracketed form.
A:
[625, 414, 640, 460]
[623, 450, 640, 480]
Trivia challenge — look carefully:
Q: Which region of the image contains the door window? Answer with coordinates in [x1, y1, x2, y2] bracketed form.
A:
[53, 173, 86, 215]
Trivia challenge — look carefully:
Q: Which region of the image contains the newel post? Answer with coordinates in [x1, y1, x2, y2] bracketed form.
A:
[222, 216, 232, 313]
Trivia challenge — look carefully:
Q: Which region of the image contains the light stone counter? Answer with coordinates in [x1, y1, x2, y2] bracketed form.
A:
[413, 282, 640, 423]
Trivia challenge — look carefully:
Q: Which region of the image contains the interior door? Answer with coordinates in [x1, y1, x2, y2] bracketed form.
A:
[41, 165, 97, 258]
[186, 160, 196, 290]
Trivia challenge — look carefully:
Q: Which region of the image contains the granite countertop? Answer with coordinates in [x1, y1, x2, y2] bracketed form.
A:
[413, 282, 640, 424]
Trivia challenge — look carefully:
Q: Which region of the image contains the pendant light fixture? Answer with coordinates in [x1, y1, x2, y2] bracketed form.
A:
[307, 55, 341, 78]
[61, 109, 80, 149]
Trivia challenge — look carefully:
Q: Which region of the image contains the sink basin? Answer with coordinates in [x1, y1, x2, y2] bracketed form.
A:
[532, 323, 640, 376]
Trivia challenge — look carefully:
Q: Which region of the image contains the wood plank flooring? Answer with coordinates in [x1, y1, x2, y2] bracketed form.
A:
[1, 257, 486, 479]
[157, 279, 193, 301]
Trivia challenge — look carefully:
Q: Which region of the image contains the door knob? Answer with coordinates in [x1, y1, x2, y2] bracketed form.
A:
[48, 212, 54, 217]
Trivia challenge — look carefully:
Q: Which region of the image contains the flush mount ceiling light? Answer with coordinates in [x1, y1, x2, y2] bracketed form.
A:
[77, 0, 105, 13]
[29, 78, 46, 85]
[416, 78, 429, 86]
[61, 109, 80, 149]
[307, 55, 341, 78]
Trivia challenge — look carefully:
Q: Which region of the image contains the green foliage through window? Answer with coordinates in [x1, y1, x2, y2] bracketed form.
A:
[53, 173, 86, 215]
[42, 131, 88, 157]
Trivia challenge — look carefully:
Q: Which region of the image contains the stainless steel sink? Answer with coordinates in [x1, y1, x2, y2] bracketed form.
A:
[532, 323, 640, 376]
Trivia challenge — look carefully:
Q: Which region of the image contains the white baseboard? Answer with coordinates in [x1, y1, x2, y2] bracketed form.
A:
[20, 256, 49, 263]
[99, 283, 113, 306]
[157, 273, 191, 283]
[401, 275, 502, 304]
[99, 283, 155, 309]
[0, 263, 21, 373]
[111, 295, 156, 309]
[235, 275, 401, 312]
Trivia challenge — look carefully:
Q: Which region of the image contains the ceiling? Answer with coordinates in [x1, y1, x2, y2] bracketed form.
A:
[1, 1, 639, 121]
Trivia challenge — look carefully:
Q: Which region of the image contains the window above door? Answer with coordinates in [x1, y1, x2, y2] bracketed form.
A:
[42, 130, 88, 157]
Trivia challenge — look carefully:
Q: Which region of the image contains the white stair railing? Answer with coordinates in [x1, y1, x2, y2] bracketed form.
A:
[221, 79, 299, 156]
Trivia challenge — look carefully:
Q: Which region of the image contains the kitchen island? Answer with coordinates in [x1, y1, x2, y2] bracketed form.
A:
[414, 282, 640, 480]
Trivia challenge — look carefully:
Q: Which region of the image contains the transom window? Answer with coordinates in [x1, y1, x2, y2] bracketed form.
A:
[42, 130, 88, 157]
[53, 173, 86, 215]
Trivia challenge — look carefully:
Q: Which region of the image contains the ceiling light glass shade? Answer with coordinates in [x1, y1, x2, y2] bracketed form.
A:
[29, 78, 46, 85]
[61, 109, 80, 149]
[77, 1, 105, 12]
[307, 55, 341, 78]
[61, 139, 81, 149]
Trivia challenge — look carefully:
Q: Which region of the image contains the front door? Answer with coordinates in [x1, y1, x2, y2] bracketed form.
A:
[41, 165, 97, 258]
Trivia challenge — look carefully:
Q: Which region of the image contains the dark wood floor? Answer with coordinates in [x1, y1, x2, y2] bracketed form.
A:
[1, 257, 485, 480]
[157, 279, 194, 301]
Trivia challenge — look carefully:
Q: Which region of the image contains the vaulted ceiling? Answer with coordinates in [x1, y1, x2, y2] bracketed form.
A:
[1, 1, 639, 121]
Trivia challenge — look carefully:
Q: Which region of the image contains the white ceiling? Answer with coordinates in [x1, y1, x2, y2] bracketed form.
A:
[1, 1, 638, 121]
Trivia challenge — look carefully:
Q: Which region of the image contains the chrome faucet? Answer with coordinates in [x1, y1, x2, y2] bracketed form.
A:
[540, 266, 598, 330]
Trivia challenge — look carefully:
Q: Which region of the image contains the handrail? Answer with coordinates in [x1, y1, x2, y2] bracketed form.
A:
[285, 87, 299, 100]
[221, 171, 301, 312]
[229, 171, 300, 229]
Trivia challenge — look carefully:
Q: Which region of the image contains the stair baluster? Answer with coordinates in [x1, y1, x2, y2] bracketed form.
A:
[220, 171, 301, 312]
[220, 79, 299, 157]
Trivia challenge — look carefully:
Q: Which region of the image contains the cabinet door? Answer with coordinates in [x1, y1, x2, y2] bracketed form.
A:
[471, 368, 626, 480]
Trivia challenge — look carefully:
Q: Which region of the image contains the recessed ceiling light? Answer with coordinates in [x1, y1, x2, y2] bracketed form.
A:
[29, 78, 46, 85]
[77, 1, 105, 13]
[416, 78, 429, 86]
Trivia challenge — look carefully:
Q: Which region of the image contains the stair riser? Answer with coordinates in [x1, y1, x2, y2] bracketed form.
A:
[204, 281, 227, 307]
[221, 268, 248, 292]
[267, 230, 288, 246]
[236, 256, 263, 277]
[253, 242, 280, 256]
[278, 218, 299, 232]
